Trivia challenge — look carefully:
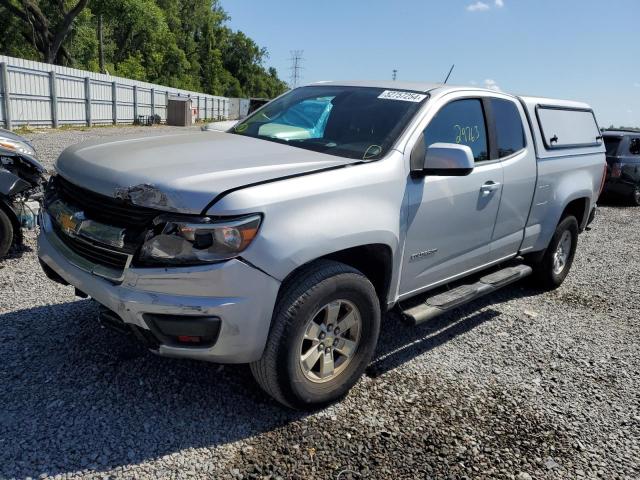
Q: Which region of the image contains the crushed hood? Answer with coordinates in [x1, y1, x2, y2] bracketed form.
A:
[55, 131, 350, 214]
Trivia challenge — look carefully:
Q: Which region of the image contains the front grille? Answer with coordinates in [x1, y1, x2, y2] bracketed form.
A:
[52, 222, 129, 270]
[48, 175, 160, 229]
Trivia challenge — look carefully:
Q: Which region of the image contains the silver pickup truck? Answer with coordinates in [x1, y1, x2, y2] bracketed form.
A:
[38, 81, 606, 408]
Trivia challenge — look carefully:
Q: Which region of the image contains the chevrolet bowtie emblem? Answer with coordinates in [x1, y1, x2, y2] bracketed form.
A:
[59, 211, 85, 234]
[48, 199, 125, 249]
[49, 200, 85, 235]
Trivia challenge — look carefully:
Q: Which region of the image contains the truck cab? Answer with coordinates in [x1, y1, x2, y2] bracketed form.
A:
[38, 81, 605, 408]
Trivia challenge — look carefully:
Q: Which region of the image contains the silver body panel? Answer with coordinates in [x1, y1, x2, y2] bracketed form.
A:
[55, 131, 351, 213]
[39, 82, 605, 363]
[517, 96, 605, 252]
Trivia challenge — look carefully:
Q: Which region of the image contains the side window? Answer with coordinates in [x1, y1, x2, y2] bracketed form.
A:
[491, 98, 525, 157]
[424, 99, 489, 162]
[629, 138, 640, 155]
[536, 106, 601, 149]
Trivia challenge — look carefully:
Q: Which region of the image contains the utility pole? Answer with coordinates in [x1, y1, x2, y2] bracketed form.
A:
[98, 15, 105, 74]
[289, 50, 304, 89]
[392, 69, 397, 81]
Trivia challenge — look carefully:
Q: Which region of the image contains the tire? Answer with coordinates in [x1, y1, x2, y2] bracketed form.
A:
[250, 260, 381, 409]
[0, 207, 15, 259]
[528, 215, 579, 290]
[631, 185, 640, 206]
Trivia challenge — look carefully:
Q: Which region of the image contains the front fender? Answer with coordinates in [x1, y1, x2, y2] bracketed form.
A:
[0, 168, 31, 196]
[205, 153, 407, 285]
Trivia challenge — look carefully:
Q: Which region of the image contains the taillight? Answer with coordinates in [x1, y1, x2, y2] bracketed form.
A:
[598, 163, 607, 198]
[611, 162, 622, 178]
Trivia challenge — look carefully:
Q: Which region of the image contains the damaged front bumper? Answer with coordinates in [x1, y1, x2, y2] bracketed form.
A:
[38, 212, 281, 363]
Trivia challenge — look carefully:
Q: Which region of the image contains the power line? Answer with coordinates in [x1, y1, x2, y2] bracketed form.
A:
[289, 50, 304, 89]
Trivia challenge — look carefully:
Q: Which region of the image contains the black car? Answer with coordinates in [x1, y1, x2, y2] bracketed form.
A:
[602, 129, 640, 205]
[0, 128, 46, 258]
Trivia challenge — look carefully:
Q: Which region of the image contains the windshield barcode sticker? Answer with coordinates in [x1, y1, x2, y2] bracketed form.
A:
[378, 90, 427, 102]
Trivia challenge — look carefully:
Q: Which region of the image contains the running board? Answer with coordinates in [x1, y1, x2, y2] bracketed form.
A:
[402, 264, 532, 326]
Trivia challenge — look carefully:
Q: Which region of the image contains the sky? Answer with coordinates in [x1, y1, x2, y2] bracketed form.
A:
[224, 0, 640, 128]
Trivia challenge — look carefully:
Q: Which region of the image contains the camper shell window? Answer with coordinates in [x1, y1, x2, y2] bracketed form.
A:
[535, 105, 602, 150]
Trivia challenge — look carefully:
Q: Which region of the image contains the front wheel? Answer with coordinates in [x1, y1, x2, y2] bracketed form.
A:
[0, 207, 15, 259]
[250, 260, 381, 409]
[528, 215, 579, 290]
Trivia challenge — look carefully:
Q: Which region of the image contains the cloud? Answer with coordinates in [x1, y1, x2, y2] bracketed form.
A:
[634, 82, 640, 88]
[466, 1, 490, 11]
[469, 80, 478, 85]
[467, 0, 504, 11]
[484, 79, 501, 91]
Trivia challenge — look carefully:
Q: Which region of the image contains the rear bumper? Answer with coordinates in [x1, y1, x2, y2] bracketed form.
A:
[37, 212, 280, 363]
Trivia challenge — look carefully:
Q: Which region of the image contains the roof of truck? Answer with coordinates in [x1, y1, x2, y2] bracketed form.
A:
[602, 129, 640, 137]
[518, 95, 592, 111]
[307, 81, 592, 109]
[308, 80, 487, 93]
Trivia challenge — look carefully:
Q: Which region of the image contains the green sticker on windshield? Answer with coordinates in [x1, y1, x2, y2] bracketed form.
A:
[235, 123, 248, 133]
[363, 145, 382, 159]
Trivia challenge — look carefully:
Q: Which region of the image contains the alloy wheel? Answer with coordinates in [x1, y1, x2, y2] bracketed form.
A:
[299, 299, 362, 383]
[552, 230, 572, 275]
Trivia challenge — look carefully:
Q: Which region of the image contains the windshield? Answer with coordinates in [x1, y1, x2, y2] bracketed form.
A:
[231, 85, 427, 160]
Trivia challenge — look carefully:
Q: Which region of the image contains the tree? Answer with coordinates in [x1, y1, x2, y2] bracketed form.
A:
[0, 0, 289, 98]
[0, 0, 89, 64]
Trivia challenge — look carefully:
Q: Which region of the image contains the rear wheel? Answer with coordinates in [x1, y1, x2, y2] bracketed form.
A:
[250, 260, 381, 409]
[528, 215, 578, 290]
[0, 207, 15, 258]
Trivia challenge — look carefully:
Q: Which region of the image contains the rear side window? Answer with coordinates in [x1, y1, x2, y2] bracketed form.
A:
[603, 137, 621, 156]
[424, 99, 489, 162]
[536, 106, 601, 149]
[491, 98, 525, 157]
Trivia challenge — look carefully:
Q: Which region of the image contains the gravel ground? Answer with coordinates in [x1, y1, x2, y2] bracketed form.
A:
[1, 126, 639, 479]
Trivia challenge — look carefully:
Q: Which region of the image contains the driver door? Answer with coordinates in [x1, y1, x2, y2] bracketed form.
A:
[399, 97, 504, 298]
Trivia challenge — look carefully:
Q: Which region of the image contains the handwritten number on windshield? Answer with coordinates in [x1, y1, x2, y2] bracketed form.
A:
[454, 125, 480, 144]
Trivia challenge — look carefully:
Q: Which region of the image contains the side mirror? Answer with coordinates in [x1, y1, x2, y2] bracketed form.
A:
[423, 142, 474, 176]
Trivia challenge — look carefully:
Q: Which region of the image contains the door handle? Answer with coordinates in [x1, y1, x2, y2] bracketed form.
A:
[481, 181, 501, 195]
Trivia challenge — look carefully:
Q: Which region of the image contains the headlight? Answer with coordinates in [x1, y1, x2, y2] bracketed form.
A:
[0, 136, 36, 156]
[139, 214, 261, 265]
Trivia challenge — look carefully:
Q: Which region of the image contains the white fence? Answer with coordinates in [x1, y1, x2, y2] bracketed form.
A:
[0, 55, 248, 129]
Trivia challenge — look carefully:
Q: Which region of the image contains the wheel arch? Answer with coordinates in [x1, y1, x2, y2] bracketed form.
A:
[561, 196, 590, 231]
[526, 195, 590, 263]
[277, 243, 394, 311]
